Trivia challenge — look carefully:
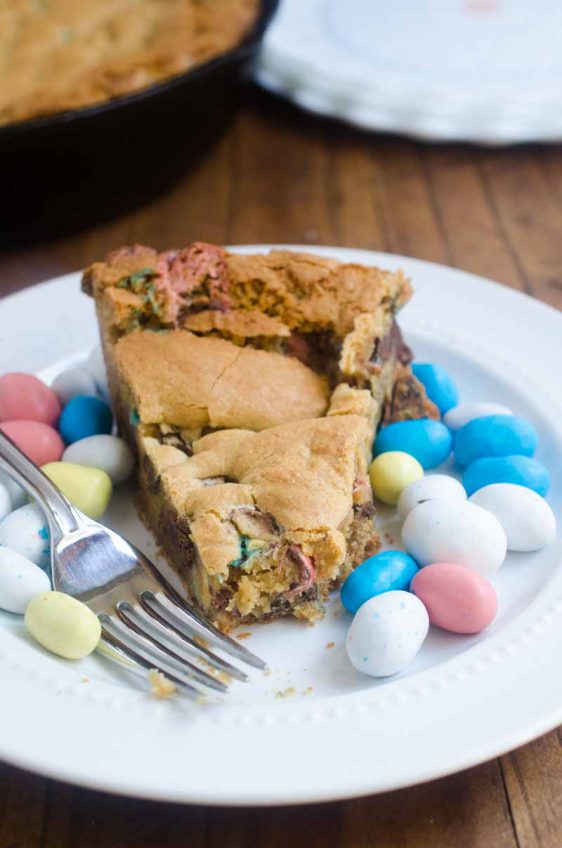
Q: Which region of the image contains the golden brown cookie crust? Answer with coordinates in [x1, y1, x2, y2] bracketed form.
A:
[1, 0, 259, 126]
[83, 243, 412, 339]
[114, 329, 329, 432]
[182, 309, 291, 339]
[141, 415, 375, 622]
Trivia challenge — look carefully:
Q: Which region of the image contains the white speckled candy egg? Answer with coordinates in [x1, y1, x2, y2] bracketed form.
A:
[52, 366, 98, 406]
[0, 547, 51, 613]
[444, 402, 513, 431]
[0, 470, 27, 510]
[346, 590, 429, 678]
[0, 482, 12, 521]
[87, 346, 109, 400]
[397, 474, 467, 520]
[469, 483, 556, 552]
[63, 435, 134, 485]
[402, 499, 507, 574]
[0, 504, 50, 570]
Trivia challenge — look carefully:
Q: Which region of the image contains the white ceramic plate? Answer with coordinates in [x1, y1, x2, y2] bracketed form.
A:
[257, 0, 562, 144]
[0, 246, 561, 806]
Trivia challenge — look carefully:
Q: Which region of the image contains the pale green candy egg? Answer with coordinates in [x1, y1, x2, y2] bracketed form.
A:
[369, 451, 424, 505]
[25, 591, 101, 659]
[41, 461, 112, 519]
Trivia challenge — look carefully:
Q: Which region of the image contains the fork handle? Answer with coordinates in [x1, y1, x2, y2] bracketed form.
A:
[0, 431, 80, 537]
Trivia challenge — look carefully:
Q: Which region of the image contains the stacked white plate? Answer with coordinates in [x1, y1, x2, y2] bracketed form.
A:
[256, 0, 562, 144]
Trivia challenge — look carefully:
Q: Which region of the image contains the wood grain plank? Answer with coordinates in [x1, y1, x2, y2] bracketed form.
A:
[500, 730, 562, 848]
[226, 100, 335, 247]
[539, 148, 562, 209]
[0, 762, 48, 848]
[38, 792, 342, 848]
[372, 140, 450, 264]
[324, 132, 391, 251]
[421, 146, 525, 289]
[341, 762, 518, 848]
[225, 803, 342, 848]
[477, 150, 562, 306]
[41, 782, 189, 848]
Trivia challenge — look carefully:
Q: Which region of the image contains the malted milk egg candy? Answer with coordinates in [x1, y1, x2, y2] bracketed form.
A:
[411, 563, 497, 634]
[402, 499, 507, 574]
[444, 402, 513, 431]
[341, 550, 419, 614]
[346, 590, 429, 678]
[58, 396, 113, 444]
[87, 346, 109, 400]
[0, 470, 27, 509]
[454, 415, 538, 468]
[369, 451, 423, 505]
[1, 420, 64, 465]
[63, 435, 134, 484]
[469, 484, 556, 552]
[0, 548, 51, 613]
[25, 591, 101, 659]
[374, 419, 452, 469]
[0, 372, 61, 425]
[411, 363, 459, 415]
[0, 503, 50, 570]
[463, 455, 550, 498]
[397, 474, 467, 520]
[42, 462, 112, 519]
[52, 367, 98, 406]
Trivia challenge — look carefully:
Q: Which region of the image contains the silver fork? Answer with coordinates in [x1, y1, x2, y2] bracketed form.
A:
[0, 432, 266, 698]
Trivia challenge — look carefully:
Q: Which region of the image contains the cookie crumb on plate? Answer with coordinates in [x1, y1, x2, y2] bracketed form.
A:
[275, 686, 296, 699]
[148, 669, 177, 699]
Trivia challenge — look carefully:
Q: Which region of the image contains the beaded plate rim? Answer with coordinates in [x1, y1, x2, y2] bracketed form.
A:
[0, 247, 560, 805]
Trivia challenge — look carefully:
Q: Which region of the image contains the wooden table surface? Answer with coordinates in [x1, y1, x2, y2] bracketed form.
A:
[1, 90, 561, 848]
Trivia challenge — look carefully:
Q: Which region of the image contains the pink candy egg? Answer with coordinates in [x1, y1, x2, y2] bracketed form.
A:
[410, 563, 497, 634]
[0, 373, 60, 426]
[1, 420, 64, 466]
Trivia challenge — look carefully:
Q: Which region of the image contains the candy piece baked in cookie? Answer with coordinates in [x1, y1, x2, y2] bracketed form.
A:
[83, 243, 437, 628]
[83, 242, 437, 431]
[138, 415, 377, 628]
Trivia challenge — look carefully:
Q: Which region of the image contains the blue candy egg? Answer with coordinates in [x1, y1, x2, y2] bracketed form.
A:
[341, 550, 419, 614]
[463, 455, 550, 497]
[412, 363, 459, 415]
[454, 415, 538, 468]
[374, 419, 452, 469]
[58, 395, 113, 444]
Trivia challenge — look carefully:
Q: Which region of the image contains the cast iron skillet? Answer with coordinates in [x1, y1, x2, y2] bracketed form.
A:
[0, 0, 279, 245]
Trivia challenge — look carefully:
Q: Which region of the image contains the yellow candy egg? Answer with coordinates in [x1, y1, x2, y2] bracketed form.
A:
[25, 591, 101, 659]
[369, 451, 424, 505]
[41, 461, 112, 519]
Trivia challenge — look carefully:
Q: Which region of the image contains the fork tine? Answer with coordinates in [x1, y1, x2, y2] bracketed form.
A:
[139, 591, 248, 683]
[99, 623, 200, 700]
[115, 602, 228, 693]
[159, 589, 268, 671]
